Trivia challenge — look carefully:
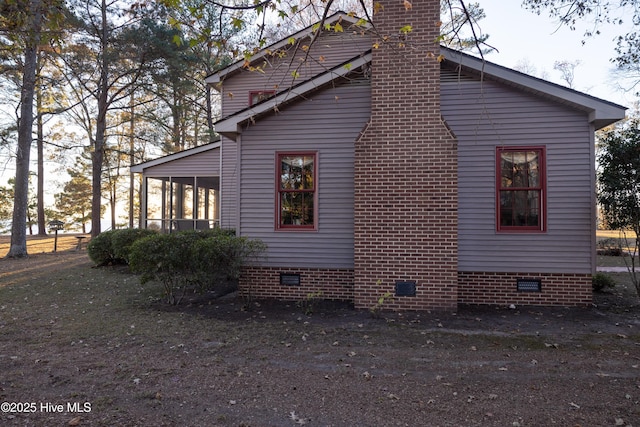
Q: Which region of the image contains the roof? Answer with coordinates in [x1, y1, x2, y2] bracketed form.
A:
[130, 140, 220, 173]
[205, 12, 369, 87]
[440, 47, 626, 130]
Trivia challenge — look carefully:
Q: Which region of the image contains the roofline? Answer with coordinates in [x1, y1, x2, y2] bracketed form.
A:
[130, 140, 221, 173]
[205, 11, 370, 87]
[214, 52, 372, 140]
[440, 46, 626, 129]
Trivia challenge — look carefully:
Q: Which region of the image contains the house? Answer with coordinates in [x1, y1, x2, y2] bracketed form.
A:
[132, 0, 626, 310]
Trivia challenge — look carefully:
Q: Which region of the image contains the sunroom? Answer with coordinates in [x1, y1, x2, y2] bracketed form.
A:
[130, 142, 221, 232]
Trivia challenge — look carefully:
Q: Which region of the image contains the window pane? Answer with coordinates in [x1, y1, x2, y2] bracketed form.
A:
[500, 151, 540, 189]
[500, 152, 513, 188]
[281, 156, 301, 190]
[302, 155, 314, 189]
[281, 156, 314, 190]
[280, 192, 314, 225]
[500, 190, 540, 227]
[527, 152, 539, 187]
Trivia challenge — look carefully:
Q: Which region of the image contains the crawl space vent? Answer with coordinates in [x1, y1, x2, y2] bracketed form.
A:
[395, 281, 416, 297]
[280, 273, 301, 286]
[517, 278, 542, 292]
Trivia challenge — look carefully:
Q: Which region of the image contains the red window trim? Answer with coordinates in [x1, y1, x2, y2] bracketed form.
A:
[249, 90, 275, 106]
[496, 146, 547, 233]
[275, 151, 318, 231]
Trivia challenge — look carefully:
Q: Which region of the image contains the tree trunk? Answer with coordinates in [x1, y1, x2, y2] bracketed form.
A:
[36, 68, 47, 236]
[7, 0, 42, 258]
[129, 93, 135, 228]
[90, 0, 108, 238]
[92, 115, 105, 237]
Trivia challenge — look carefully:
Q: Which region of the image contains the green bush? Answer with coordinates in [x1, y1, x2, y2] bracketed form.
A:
[87, 230, 119, 266]
[111, 228, 158, 264]
[128, 230, 266, 305]
[87, 228, 159, 266]
[592, 272, 616, 292]
[596, 238, 623, 256]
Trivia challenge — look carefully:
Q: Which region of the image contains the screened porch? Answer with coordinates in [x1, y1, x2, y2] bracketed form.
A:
[141, 176, 219, 233]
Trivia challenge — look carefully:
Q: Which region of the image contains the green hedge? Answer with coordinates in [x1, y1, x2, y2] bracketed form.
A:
[87, 228, 158, 266]
[128, 229, 266, 304]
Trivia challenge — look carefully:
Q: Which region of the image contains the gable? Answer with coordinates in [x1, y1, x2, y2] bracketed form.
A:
[440, 48, 625, 129]
[207, 13, 372, 118]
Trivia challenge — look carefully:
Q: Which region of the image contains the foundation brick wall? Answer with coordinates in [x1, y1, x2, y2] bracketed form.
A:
[240, 267, 354, 301]
[458, 272, 592, 306]
[353, 0, 458, 310]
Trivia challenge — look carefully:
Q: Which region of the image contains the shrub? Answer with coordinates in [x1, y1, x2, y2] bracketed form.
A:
[128, 230, 266, 304]
[592, 272, 616, 292]
[87, 228, 159, 266]
[87, 230, 119, 266]
[111, 228, 158, 264]
[596, 238, 623, 256]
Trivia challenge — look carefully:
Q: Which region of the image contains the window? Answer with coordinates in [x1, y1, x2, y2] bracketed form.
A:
[249, 90, 275, 106]
[496, 147, 546, 232]
[277, 152, 316, 230]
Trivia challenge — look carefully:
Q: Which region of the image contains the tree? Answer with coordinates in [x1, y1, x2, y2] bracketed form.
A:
[597, 116, 640, 298]
[55, 159, 93, 233]
[0, 180, 14, 233]
[162, 1, 494, 61]
[2, 0, 43, 257]
[1, 0, 65, 257]
[61, 0, 158, 237]
[553, 59, 580, 88]
[522, 0, 640, 81]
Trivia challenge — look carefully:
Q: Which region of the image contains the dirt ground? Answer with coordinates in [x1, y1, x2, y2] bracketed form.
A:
[0, 241, 639, 426]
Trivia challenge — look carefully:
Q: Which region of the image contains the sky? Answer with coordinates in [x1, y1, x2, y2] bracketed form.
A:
[474, 0, 636, 109]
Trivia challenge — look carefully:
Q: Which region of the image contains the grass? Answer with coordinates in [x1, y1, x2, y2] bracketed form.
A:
[0, 233, 89, 257]
[596, 229, 637, 239]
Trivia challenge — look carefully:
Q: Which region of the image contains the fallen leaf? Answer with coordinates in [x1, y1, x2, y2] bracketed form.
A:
[68, 417, 82, 426]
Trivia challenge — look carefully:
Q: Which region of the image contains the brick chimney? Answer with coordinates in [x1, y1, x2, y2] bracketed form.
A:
[353, 0, 458, 310]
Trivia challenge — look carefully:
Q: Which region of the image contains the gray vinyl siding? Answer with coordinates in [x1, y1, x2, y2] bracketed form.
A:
[220, 137, 238, 229]
[220, 32, 371, 117]
[142, 148, 220, 177]
[238, 80, 371, 268]
[442, 74, 595, 274]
